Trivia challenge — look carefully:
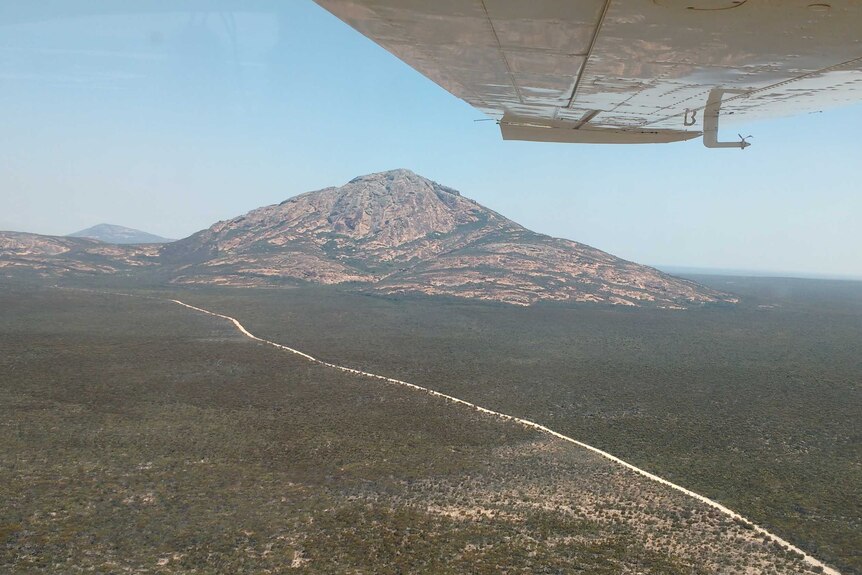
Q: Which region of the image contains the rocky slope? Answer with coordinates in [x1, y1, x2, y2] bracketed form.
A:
[0, 232, 159, 277]
[68, 223, 174, 244]
[161, 169, 735, 307]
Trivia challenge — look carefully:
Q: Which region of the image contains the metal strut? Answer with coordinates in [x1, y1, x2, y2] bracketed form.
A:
[703, 88, 752, 149]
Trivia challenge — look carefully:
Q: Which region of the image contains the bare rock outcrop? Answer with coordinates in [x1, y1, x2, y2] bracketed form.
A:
[161, 169, 735, 307]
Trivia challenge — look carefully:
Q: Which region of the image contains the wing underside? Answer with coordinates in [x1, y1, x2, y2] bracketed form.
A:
[314, 0, 862, 145]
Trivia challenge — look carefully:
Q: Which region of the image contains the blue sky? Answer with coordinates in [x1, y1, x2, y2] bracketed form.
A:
[1, 1, 860, 278]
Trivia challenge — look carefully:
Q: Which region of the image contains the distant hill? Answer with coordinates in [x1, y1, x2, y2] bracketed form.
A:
[68, 224, 174, 244]
[161, 169, 735, 307]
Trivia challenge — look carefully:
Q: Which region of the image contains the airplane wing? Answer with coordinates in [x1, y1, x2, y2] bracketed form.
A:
[313, 0, 862, 147]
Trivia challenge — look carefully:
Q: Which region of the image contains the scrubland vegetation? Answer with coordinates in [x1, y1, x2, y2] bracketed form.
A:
[166, 276, 862, 574]
[0, 284, 832, 573]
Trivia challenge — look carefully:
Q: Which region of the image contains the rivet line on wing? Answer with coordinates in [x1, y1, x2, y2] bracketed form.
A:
[566, 0, 613, 110]
[479, 0, 524, 105]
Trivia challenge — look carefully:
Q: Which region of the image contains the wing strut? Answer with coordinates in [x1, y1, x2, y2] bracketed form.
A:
[703, 88, 752, 149]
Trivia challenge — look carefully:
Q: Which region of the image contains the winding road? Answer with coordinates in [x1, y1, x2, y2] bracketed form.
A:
[168, 296, 840, 575]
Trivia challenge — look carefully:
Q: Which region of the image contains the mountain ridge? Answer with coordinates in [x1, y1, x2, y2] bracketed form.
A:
[68, 223, 174, 244]
[2, 170, 735, 307]
[161, 169, 735, 307]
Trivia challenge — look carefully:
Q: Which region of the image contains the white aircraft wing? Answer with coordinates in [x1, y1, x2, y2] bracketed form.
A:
[314, 0, 862, 147]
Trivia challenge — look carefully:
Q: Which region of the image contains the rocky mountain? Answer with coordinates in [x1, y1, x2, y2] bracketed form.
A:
[161, 169, 734, 307]
[1, 171, 736, 306]
[68, 224, 174, 244]
[0, 231, 159, 277]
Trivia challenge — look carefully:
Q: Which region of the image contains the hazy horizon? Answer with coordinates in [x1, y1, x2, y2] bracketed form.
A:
[2, 1, 861, 278]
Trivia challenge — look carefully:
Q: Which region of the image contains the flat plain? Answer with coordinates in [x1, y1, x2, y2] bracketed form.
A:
[1, 277, 859, 573]
[165, 276, 862, 574]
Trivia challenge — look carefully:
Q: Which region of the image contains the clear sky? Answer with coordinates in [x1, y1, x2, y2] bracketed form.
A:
[1, 1, 860, 278]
